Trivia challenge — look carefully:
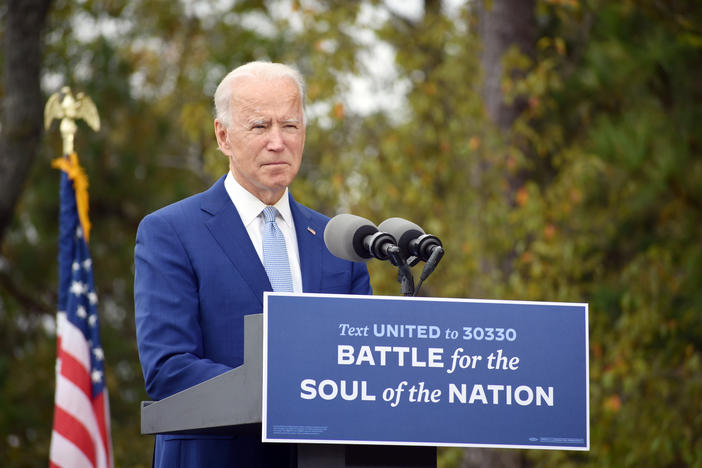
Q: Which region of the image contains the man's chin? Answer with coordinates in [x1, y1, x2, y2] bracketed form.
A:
[262, 170, 297, 187]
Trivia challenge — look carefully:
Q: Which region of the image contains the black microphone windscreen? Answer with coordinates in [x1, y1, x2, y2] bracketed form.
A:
[324, 214, 378, 262]
[378, 217, 424, 258]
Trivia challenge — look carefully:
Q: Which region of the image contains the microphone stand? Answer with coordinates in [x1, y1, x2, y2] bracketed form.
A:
[386, 247, 415, 296]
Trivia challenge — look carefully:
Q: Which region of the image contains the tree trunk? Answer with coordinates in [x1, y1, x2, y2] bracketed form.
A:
[479, 0, 536, 131]
[0, 0, 53, 246]
[464, 1, 536, 465]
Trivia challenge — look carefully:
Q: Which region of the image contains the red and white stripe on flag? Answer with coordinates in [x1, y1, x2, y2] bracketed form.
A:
[49, 312, 113, 467]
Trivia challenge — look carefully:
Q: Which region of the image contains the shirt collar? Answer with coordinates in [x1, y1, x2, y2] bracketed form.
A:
[224, 172, 293, 228]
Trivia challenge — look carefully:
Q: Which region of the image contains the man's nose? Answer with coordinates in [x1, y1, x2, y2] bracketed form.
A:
[266, 126, 284, 151]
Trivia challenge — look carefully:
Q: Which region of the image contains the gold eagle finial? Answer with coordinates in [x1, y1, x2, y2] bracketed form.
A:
[44, 86, 100, 155]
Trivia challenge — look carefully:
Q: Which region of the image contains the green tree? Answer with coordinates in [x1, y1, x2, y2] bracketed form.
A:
[282, 0, 702, 466]
[1, 0, 701, 466]
[515, 2, 702, 465]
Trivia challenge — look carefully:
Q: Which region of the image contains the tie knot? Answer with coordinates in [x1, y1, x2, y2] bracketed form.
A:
[262, 206, 278, 224]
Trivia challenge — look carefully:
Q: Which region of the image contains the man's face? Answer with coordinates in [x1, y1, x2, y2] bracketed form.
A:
[215, 76, 305, 205]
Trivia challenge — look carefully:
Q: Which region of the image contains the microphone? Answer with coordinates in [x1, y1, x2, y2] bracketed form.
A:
[377, 217, 443, 262]
[324, 214, 399, 263]
[378, 217, 444, 296]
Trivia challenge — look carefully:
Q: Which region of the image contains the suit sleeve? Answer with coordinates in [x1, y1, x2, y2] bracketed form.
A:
[134, 212, 232, 400]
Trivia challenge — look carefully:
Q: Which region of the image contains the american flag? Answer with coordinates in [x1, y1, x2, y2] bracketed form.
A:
[49, 162, 113, 468]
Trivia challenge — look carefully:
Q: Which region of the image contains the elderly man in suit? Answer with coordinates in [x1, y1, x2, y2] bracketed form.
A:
[134, 61, 372, 467]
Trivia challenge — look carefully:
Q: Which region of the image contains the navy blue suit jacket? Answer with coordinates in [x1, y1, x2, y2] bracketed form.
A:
[134, 176, 371, 467]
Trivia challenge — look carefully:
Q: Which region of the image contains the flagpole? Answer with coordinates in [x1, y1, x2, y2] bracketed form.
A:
[45, 88, 113, 468]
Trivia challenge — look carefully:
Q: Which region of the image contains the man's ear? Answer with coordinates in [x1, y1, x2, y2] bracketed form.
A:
[214, 119, 230, 154]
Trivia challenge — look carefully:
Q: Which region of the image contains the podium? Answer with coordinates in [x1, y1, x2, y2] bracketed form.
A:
[141, 313, 436, 467]
[142, 293, 588, 460]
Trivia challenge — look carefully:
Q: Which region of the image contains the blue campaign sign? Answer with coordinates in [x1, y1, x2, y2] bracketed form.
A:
[262, 293, 589, 450]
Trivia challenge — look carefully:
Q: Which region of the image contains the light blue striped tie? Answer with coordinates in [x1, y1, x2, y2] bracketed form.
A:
[262, 206, 293, 292]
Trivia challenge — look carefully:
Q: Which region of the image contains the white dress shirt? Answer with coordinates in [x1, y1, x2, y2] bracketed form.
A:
[224, 172, 303, 293]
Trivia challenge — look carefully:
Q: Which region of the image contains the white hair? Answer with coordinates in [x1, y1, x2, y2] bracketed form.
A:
[213, 61, 306, 128]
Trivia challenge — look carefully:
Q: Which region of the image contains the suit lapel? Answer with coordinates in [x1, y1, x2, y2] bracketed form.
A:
[291, 197, 323, 293]
[201, 177, 271, 305]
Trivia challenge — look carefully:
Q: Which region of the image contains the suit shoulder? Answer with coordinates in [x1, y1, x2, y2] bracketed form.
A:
[139, 177, 226, 227]
[137, 194, 200, 235]
[148, 192, 204, 219]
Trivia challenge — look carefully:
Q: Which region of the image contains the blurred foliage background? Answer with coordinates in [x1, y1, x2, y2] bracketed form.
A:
[1, 0, 701, 466]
